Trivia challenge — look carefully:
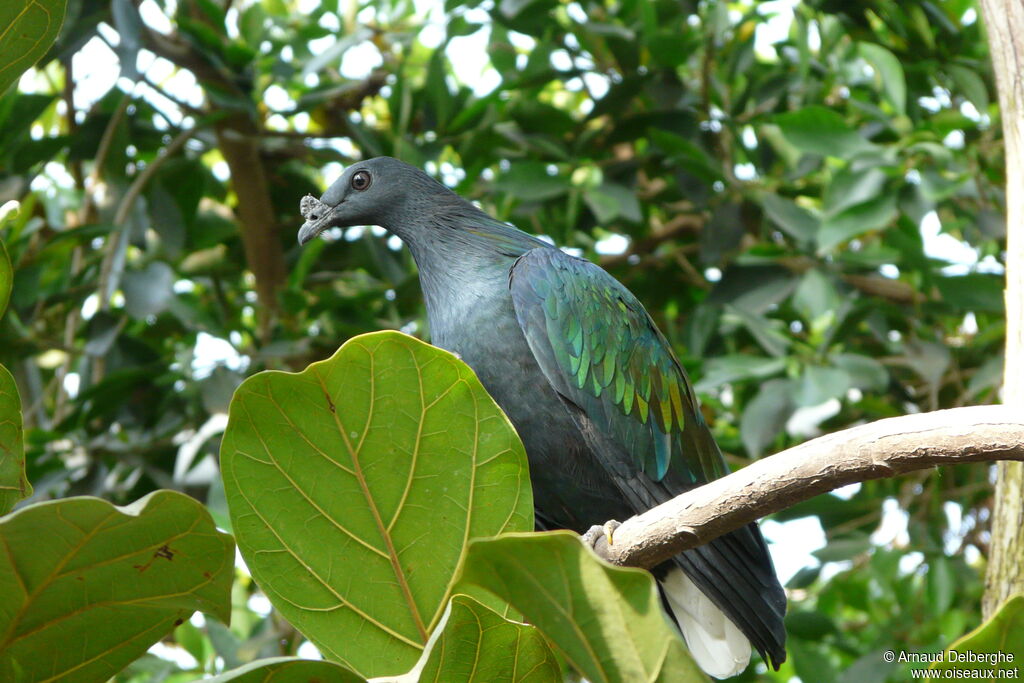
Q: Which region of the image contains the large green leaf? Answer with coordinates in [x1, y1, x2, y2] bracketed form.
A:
[0, 364, 31, 514]
[0, 0, 68, 94]
[0, 490, 234, 682]
[928, 594, 1024, 679]
[775, 106, 871, 158]
[418, 595, 561, 682]
[205, 657, 367, 682]
[817, 193, 898, 253]
[458, 532, 704, 683]
[857, 43, 906, 115]
[221, 330, 533, 678]
[0, 239, 10, 320]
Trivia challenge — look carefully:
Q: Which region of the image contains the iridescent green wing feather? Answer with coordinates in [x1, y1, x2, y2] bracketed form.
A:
[508, 247, 727, 489]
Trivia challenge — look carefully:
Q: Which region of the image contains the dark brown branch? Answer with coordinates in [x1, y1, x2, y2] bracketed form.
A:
[590, 405, 1024, 570]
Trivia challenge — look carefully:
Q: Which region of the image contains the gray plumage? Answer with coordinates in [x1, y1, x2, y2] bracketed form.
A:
[299, 156, 786, 677]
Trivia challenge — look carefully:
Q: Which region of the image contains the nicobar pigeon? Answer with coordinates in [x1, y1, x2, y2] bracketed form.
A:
[298, 156, 786, 678]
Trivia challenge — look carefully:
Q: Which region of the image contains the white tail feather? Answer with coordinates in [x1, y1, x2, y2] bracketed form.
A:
[661, 567, 751, 679]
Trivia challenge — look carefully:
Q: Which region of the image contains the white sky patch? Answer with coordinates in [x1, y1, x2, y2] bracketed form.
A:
[753, 0, 801, 60]
[247, 592, 273, 617]
[192, 332, 249, 379]
[831, 483, 861, 500]
[263, 84, 293, 111]
[297, 641, 323, 660]
[943, 130, 965, 150]
[139, 0, 173, 32]
[595, 233, 629, 255]
[704, 267, 722, 282]
[340, 42, 384, 80]
[761, 516, 825, 585]
[147, 642, 198, 670]
[63, 372, 81, 399]
[734, 162, 757, 181]
[920, 210, 978, 275]
[0, 200, 19, 221]
[879, 263, 900, 279]
[871, 497, 910, 546]
[786, 398, 841, 437]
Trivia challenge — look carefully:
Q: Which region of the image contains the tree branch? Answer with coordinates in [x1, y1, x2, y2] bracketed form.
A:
[589, 405, 1024, 570]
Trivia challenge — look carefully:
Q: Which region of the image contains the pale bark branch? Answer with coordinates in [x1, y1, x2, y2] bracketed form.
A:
[590, 405, 1024, 570]
[978, 0, 1024, 618]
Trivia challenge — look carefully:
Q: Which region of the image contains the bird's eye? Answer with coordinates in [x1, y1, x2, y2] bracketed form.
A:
[351, 170, 371, 191]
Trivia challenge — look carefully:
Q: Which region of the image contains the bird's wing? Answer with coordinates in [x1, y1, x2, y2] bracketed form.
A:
[508, 246, 723, 492]
[508, 247, 786, 669]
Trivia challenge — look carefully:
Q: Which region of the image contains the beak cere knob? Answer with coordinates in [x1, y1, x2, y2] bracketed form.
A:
[300, 194, 324, 222]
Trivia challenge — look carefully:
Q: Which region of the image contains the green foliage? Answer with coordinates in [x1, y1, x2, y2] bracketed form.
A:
[222, 331, 533, 678]
[0, 0, 67, 94]
[0, 365, 30, 513]
[0, 0, 1008, 679]
[459, 532, 704, 682]
[0, 491, 233, 682]
[929, 594, 1024, 679]
[205, 657, 367, 683]
[417, 594, 561, 682]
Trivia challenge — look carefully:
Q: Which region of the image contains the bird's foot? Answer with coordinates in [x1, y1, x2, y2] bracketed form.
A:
[582, 520, 622, 550]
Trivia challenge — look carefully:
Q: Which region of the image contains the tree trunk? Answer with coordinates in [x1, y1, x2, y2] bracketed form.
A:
[978, 0, 1024, 618]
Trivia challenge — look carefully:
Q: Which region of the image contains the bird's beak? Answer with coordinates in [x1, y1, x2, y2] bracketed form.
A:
[297, 195, 342, 245]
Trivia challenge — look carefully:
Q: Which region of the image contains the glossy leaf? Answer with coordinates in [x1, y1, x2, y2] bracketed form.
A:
[0, 0, 67, 94]
[458, 532, 703, 683]
[857, 43, 906, 115]
[929, 594, 1024, 678]
[775, 106, 871, 158]
[0, 490, 234, 682]
[221, 330, 533, 678]
[0, 239, 10, 319]
[761, 194, 819, 242]
[417, 594, 561, 682]
[205, 657, 367, 682]
[0, 364, 31, 514]
[817, 194, 898, 253]
[741, 378, 796, 457]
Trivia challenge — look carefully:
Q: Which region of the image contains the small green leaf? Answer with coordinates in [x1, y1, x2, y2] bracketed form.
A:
[0, 491, 234, 683]
[812, 535, 871, 562]
[741, 378, 796, 457]
[832, 354, 888, 393]
[0, 0, 67, 94]
[418, 595, 561, 682]
[695, 354, 787, 392]
[0, 364, 31, 514]
[0, 240, 10, 319]
[775, 106, 871, 158]
[792, 269, 841, 326]
[936, 273, 1005, 312]
[796, 365, 850, 407]
[583, 183, 641, 224]
[458, 532, 702, 683]
[761, 194, 819, 242]
[221, 331, 533, 678]
[948, 64, 989, 113]
[204, 657, 367, 682]
[929, 594, 1024, 678]
[817, 194, 897, 253]
[857, 43, 906, 115]
[496, 162, 572, 202]
[823, 167, 887, 217]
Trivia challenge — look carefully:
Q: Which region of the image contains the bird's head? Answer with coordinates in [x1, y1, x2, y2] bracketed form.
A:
[297, 156, 452, 245]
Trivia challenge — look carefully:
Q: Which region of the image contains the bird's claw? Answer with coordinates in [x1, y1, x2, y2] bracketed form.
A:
[582, 520, 621, 550]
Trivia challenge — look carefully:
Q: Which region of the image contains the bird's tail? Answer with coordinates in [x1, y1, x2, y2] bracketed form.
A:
[660, 566, 751, 679]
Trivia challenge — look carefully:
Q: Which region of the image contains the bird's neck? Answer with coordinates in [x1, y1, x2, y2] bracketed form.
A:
[390, 203, 546, 344]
